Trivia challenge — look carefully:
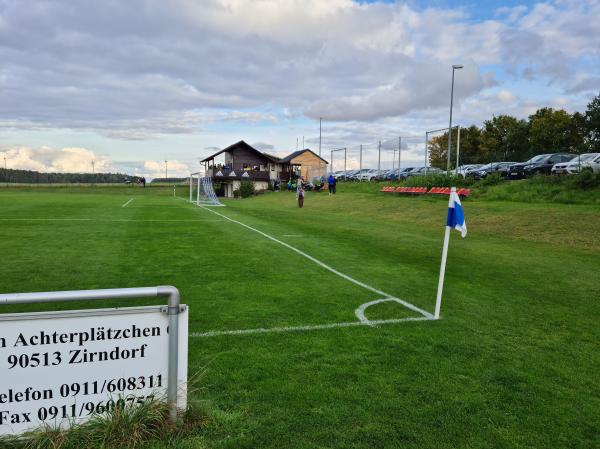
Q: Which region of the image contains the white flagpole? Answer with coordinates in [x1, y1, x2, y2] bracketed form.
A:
[435, 226, 451, 319]
[435, 187, 456, 319]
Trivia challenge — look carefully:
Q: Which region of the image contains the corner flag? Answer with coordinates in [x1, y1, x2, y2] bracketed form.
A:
[435, 187, 466, 319]
[446, 189, 467, 238]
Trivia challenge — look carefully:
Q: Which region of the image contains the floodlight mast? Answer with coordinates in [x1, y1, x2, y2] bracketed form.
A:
[447, 64, 463, 174]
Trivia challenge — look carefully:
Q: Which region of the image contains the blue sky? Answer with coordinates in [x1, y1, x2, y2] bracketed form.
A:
[0, 0, 598, 177]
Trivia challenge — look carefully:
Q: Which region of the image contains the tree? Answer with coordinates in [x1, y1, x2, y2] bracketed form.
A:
[528, 108, 585, 155]
[428, 125, 482, 169]
[583, 92, 600, 151]
[480, 115, 529, 162]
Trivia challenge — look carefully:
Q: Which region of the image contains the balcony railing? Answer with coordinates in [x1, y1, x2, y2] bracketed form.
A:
[208, 168, 271, 181]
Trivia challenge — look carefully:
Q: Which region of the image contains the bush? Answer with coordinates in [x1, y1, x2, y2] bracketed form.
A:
[233, 188, 241, 198]
[479, 172, 502, 186]
[569, 170, 599, 189]
[239, 180, 255, 198]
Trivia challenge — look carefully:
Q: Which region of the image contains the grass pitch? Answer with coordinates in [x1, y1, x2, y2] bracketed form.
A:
[0, 185, 598, 448]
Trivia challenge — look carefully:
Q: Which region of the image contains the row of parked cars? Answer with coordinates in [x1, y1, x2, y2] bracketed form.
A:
[331, 152, 600, 182]
[457, 152, 600, 180]
[332, 166, 444, 181]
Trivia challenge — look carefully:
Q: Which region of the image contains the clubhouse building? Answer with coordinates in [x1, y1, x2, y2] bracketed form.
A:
[200, 141, 328, 198]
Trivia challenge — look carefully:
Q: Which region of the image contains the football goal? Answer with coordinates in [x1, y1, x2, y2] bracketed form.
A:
[189, 172, 224, 207]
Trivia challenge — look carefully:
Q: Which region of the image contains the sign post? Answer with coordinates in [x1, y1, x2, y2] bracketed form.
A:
[0, 286, 188, 437]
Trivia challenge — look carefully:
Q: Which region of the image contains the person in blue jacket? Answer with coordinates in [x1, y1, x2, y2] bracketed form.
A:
[327, 173, 337, 195]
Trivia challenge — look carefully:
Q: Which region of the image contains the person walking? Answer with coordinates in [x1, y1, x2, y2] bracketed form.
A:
[327, 173, 337, 195]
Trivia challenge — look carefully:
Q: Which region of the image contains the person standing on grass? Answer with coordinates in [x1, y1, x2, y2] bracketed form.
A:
[296, 177, 305, 208]
[328, 173, 337, 195]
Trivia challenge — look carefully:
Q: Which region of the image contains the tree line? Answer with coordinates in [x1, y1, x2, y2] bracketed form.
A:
[428, 92, 600, 168]
[0, 168, 134, 184]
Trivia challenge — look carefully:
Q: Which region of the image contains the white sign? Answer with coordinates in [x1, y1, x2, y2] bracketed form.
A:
[0, 306, 188, 436]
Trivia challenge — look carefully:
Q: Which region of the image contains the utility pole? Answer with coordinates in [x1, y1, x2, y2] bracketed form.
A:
[3, 153, 7, 187]
[165, 160, 168, 180]
[302, 136, 304, 151]
[319, 118, 322, 179]
[398, 136, 402, 176]
[456, 126, 461, 177]
[447, 64, 463, 175]
[359, 144, 363, 181]
[378, 141, 381, 179]
[319, 118, 322, 156]
[330, 149, 333, 174]
[425, 131, 429, 175]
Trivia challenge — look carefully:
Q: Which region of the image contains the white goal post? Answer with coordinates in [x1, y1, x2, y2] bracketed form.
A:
[189, 172, 224, 207]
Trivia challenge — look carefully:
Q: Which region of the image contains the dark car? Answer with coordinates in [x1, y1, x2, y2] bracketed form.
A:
[507, 153, 575, 179]
[469, 162, 517, 180]
[397, 167, 416, 180]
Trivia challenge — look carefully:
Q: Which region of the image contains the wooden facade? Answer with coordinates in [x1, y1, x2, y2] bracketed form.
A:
[281, 149, 328, 180]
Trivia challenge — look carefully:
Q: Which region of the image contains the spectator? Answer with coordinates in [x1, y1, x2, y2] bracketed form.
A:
[328, 173, 337, 195]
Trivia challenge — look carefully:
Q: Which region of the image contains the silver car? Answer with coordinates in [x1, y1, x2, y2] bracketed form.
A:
[551, 153, 600, 174]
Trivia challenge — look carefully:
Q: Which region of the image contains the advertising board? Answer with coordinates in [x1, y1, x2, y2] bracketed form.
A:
[0, 305, 188, 436]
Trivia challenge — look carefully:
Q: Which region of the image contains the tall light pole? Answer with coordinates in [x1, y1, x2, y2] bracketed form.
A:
[165, 160, 168, 180]
[319, 118, 322, 157]
[319, 117, 322, 179]
[447, 64, 463, 174]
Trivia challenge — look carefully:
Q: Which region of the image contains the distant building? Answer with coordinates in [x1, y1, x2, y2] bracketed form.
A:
[279, 149, 328, 181]
[200, 141, 329, 198]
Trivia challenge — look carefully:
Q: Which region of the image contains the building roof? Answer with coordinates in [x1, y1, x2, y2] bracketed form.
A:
[279, 148, 329, 164]
[200, 140, 282, 164]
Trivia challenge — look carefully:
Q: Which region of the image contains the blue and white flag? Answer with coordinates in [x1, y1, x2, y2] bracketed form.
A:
[446, 188, 467, 237]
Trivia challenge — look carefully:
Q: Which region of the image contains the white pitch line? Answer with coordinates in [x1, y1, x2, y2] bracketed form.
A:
[190, 316, 433, 338]
[194, 203, 434, 319]
[355, 298, 411, 325]
[121, 198, 134, 208]
[282, 234, 303, 237]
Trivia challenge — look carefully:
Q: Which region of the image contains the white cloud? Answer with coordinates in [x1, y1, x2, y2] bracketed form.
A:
[143, 160, 189, 178]
[498, 90, 515, 103]
[0, 145, 110, 173]
[0, 0, 596, 144]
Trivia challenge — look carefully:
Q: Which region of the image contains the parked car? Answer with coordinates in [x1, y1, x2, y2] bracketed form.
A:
[397, 167, 416, 180]
[578, 153, 600, 174]
[455, 164, 483, 178]
[378, 169, 393, 180]
[406, 166, 443, 178]
[508, 153, 575, 179]
[385, 168, 408, 180]
[469, 162, 517, 180]
[359, 169, 380, 181]
[551, 153, 600, 175]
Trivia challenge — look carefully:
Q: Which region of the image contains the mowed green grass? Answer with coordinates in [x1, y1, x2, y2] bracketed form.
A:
[0, 185, 598, 449]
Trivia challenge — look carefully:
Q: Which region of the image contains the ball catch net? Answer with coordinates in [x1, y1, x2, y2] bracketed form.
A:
[189, 172, 224, 207]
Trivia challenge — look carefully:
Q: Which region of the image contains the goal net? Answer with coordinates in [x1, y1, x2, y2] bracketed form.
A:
[189, 172, 224, 207]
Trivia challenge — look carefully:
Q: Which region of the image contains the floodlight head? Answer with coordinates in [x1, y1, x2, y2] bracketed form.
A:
[453, 64, 464, 69]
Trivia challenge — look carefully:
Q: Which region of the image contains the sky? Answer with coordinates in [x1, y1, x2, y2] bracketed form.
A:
[0, 0, 599, 177]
